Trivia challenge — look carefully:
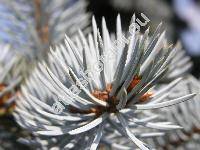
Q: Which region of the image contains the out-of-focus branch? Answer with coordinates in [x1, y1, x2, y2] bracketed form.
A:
[34, 0, 49, 44]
